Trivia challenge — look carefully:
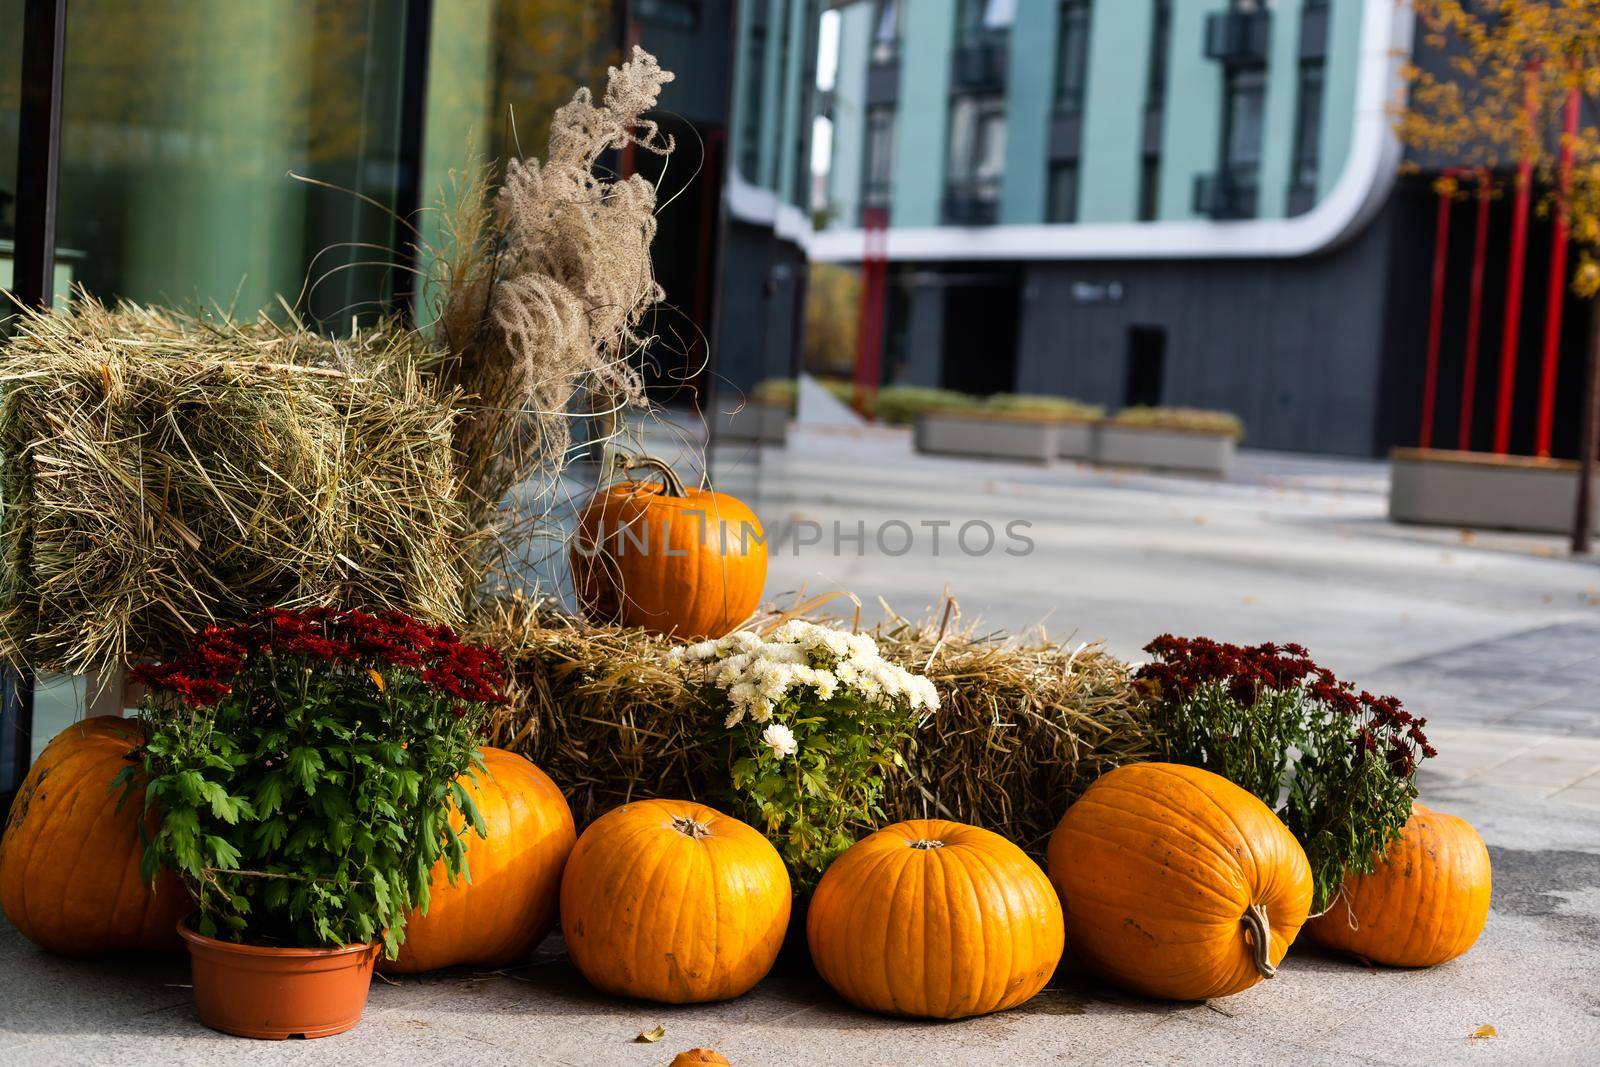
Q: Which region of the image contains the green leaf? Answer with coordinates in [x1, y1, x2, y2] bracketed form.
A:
[287, 747, 324, 796]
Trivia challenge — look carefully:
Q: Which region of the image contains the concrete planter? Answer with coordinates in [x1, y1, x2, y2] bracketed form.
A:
[913, 412, 1059, 464]
[1389, 447, 1598, 534]
[1095, 424, 1235, 476]
[1056, 420, 1097, 460]
[714, 402, 788, 445]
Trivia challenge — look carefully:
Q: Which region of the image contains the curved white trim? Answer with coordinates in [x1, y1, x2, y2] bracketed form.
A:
[725, 170, 815, 245]
[799, 0, 1411, 263]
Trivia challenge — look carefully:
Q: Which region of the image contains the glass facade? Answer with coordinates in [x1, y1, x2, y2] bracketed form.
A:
[1053, 0, 1092, 114]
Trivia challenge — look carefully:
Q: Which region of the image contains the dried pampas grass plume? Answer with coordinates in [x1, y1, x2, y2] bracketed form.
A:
[431, 47, 675, 563]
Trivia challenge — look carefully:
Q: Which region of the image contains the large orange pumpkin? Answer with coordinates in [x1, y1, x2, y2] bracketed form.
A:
[1307, 803, 1490, 967]
[670, 1051, 731, 1066]
[570, 456, 766, 639]
[0, 716, 191, 955]
[559, 799, 790, 1003]
[808, 819, 1064, 1019]
[387, 748, 575, 973]
[1047, 762, 1313, 1001]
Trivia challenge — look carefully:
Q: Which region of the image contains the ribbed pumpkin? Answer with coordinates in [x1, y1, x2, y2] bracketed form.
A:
[1307, 803, 1490, 967]
[570, 456, 766, 639]
[559, 799, 789, 1002]
[808, 819, 1064, 1019]
[387, 748, 575, 973]
[0, 716, 191, 955]
[1047, 762, 1313, 1001]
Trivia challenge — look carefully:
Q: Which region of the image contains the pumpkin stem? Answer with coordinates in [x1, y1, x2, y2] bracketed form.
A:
[618, 454, 689, 498]
[671, 815, 711, 840]
[1240, 903, 1277, 979]
[908, 839, 945, 850]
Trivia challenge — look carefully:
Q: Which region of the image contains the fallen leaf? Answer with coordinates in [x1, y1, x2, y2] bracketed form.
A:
[1469, 1024, 1498, 1040]
[1459, 529, 1477, 544]
[1241, 596, 1257, 606]
[1193, 515, 1208, 526]
[636, 1025, 667, 1043]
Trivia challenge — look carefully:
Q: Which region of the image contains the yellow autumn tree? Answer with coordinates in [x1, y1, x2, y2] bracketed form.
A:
[1397, 0, 1600, 550]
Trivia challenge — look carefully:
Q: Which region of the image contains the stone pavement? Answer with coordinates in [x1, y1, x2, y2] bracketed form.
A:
[4, 424, 1599, 1065]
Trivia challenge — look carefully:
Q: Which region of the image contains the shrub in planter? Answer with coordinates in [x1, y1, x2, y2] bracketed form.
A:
[560, 798, 790, 1002]
[750, 378, 799, 413]
[0, 716, 192, 956]
[873, 385, 979, 424]
[808, 819, 1063, 1019]
[671, 620, 940, 891]
[1136, 636, 1436, 915]
[1111, 406, 1244, 440]
[982, 394, 1103, 422]
[1048, 762, 1313, 1001]
[1307, 803, 1491, 967]
[129, 607, 507, 1038]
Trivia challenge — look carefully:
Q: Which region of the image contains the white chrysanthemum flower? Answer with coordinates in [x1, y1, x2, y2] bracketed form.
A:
[725, 707, 746, 728]
[761, 722, 798, 759]
[750, 698, 776, 723]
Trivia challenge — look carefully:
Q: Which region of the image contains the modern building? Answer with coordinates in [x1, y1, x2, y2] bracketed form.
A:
[811, 0, 1595, 459]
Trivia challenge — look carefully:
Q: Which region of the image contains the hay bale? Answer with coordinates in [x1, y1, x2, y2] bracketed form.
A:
[0, 299, 471, 674]
[470, 599, 1158, 851]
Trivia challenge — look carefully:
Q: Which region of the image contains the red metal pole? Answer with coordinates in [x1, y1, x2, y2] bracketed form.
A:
[1495, 159, 1532, 454]
[1494, 68, 1539, 456]
[1535, 89, 1580, 457]
[1420, 183, 1454, 448]
[1459, 172, 1491, 451]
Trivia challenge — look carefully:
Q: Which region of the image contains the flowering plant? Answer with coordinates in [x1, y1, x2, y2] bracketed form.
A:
[123, 607, 507, 956]
[673, 621, 939, 888]
[1137, 635, 1435, 913]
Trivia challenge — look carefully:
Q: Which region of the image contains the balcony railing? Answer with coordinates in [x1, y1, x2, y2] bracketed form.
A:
[1203, 10, 1271, 66]
[943, 183, 1000, 226]
[952, 33, 1008, 91]
[1192, 171, 1259, 220]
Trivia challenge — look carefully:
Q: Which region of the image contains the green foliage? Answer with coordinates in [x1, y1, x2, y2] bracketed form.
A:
[750, 378, 798, 411]
[131, 613, 501, 956]
[673, 623, 937, 891]
[1139, 636, 1434, 914]
[1113, 405, 1245, 441]
[982, 393, 1104, 422]
[873, 385, 980, 424]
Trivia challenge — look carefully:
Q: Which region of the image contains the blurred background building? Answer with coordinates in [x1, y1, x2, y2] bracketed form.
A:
[807, 0, 1596, 459]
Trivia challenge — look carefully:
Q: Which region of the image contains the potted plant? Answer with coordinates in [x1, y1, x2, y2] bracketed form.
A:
[126, 606, 506, 1039]
[913, 392, 1103, 464]
[1095, 406, 1243, 476]
[670, 621, 940, 967]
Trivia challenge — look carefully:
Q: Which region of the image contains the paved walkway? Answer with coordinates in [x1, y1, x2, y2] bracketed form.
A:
[4, 425, 1599, 1065]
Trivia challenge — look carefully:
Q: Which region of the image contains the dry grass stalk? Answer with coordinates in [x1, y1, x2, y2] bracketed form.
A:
[426, 48, 674, 566]
[469, 598, 1157, 850]
[0, 297, 472, 675]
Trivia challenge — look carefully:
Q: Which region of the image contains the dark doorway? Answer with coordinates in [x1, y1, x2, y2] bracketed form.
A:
[1125, 325, 1167, 407]
[940, 274, 1019, 395]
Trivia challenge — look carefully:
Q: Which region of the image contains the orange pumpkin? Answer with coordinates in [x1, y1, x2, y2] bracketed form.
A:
[387, 748, 575, 973]
[570, 456, 766, 639]
[0, 716, 191, 955]
[807, 819, 1064, 1019]
[559, 799, 789, 1003]
[670, 1051, 731, 1066]
[1307, 803, 1490, 967]
[1047, 762, 1312, 1001]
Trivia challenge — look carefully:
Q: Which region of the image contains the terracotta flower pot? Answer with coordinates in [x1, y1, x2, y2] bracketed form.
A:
[179, 920, 380, 1039]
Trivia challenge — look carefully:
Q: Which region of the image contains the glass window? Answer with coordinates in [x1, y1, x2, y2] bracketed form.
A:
[948, 93, 1006, 201]
[1047, 161, 1079, 223]
[863, 104, 896, 214]
[1138, 154, 1161, 221]
[1291, 61, 1325, 191]
[1146, 0, 1172, 111]
[956, 0, 1012, 44]
[1221, 66, 1267, 185]
[1054, 0, 1092, 114]
[872, 0, 900, 64]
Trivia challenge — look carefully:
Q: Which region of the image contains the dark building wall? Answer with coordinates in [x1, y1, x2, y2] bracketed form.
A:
[1011, 209, 1401, 456]
[711, 219, 808, 396]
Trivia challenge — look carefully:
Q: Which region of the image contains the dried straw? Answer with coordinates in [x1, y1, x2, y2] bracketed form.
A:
[0, 298, 472, 675]
[470, 598, 1157, 850]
